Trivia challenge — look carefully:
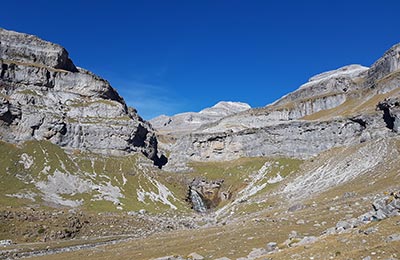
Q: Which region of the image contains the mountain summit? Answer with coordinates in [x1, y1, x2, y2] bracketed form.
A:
[150, 101, 250, 134]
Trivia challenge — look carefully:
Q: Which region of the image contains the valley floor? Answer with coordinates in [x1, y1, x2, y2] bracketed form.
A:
[3, 164, 400, 260]
[1, 138, 400, 260]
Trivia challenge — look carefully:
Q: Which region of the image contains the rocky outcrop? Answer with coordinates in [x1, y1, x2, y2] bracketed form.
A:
[366, 43, 400, 87]
[371, 191, 400, 220]
[163, 44, 400, 171]
[0, 28, 164, 165]
[272, 64, 368, 108]
[0, 28, 78, 72]
[188, 178, 228, 212]
[183, 65, 370, 136]
[150, 101, 250, 135]
[377, 97, 400, 132]
[165, 115, 388, 171]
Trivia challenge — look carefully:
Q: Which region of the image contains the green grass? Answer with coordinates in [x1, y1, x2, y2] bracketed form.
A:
[0, 140, 189, 214]
[1, 59, 70, 73]
[0, 141, 38, 207]
[17, 89, 40, 96]
[0, 140, 304, 215]
[186, 157, 303, 211]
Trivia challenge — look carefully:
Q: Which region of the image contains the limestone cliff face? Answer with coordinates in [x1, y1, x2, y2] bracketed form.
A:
[150, 101, 250, 135]
[0, 28, 163, 165]
[162, 44, 400, 171]
[0, 28, 78, 72]
[366, 43, 400, 87]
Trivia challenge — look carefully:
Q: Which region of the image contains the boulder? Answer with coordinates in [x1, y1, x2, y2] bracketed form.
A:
[187, 252, 204, 260]
[266, 241, 278, 252]
[377, 97, 400, 133]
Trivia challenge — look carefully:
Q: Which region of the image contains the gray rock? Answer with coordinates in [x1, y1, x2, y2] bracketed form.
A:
[0, 239, 12, 246]
[247, 247, 267, 259]
[366, 43, 400, 87]
[386, 234, 400, 242]
[288, 204, 306, 212]
[371, 193, 400, 220]
[0, 28, 165, 166]
[187, 252, 204, 260]
[377, 97, 400, 133]
[266, 242, 278, 252]
[336, 218, 363, 233]
[363, 227, 378, 235]
[157, 43, 400, 172]
[343, 192, 357, 199]
[0, 28, 77, 72]
[324, 227, 337, 235]
[272, 64, 368, 112]
[294, 236, 318, 246]
[153, 256, 185, 260]
[165, 117, 369, 171]
[288, 231, 298, 239]
[188, 178, 226, 212]
[150, 101, 250, 135]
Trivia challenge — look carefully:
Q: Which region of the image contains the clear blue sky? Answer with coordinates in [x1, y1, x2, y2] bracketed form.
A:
[1, 1, 400, 119]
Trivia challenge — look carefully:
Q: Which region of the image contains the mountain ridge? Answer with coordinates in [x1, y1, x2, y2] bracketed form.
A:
[157, 43, 400, 171]
[150, 101, 250, 135]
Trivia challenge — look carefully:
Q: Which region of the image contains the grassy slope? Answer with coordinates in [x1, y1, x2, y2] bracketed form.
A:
[22, 137, 400, 260]
[302, 87, 400, 121]
[0, 140, 188, 213]
[0, 139, 305, 249]
[1, 137, 399, 259]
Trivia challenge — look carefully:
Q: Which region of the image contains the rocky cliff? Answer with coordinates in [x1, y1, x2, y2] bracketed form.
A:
[160, 44, 400, 171]
[0, 28, 165, 166]
[150, 101, 250, 135]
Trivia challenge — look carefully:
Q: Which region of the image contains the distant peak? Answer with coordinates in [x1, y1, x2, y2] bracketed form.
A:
[308, 64, 369, 83]
[211, 101, 251, 109]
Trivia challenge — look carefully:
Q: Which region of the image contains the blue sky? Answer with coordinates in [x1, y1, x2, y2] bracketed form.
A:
[1, 1, 400, 119]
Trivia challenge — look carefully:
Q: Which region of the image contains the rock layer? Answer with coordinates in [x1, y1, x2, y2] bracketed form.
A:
[150, 101, 250, 135]
[162, 44, 400, 171]
[0, 28, 163, 165]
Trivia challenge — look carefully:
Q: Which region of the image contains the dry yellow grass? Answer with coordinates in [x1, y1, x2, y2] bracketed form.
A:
[302, 87, 400, 121]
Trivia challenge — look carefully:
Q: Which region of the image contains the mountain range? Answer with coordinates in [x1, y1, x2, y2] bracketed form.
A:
[0, 28, 399, 260]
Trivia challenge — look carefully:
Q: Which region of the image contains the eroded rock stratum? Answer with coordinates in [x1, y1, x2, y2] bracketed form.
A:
[0, 28, 165, 166]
